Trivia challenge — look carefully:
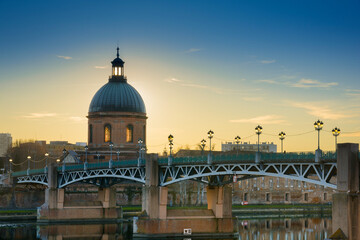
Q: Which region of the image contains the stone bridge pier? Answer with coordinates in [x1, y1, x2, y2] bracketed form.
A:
[38, 164, 121, 222]
[142, 156, 232, 219]
[137, 156, 235, 236]
[332, 143, 360, 239]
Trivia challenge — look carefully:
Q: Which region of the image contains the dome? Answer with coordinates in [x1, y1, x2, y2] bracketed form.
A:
[89, 81, 146, 113]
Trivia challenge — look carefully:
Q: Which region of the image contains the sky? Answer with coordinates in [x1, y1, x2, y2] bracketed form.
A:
[0, 0, 359, 154]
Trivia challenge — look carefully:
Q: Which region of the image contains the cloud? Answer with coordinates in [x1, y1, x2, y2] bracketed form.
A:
[260, 60, 276, 64]
[290, 102, 351, 120]
[165, 77, 182, 83]
[230, 115, 286, 124]
[345, 89, 360, 97]
[57, 55, 72, 60]
[22, 113, 58, 119]
[290, 78, 338, 88]
[257, 79, 280, 84]
[69, 116, 87, 122]
[186, 48, 201, 53]
[94, 66, 107, 69]
[258, 77, 338, 89]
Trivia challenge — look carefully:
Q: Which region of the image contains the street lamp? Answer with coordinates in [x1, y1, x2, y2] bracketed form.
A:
[109, 142, 114, 168]
[235, 136, 241, 155]
[314, 120, 323, 150]
[168, 134, 174, 157]
[27, 156, 31, 174]
[200, 139, 206, 156]
[45, 153, 49, 167]
[138, 139, 144, 159]
[9, 158, 12, 173]
[332, 127, 341, 151]
[208, 130, 214, 153]
[278, 132, 286, 153]
[117, 150, 120, 161]
[84, 145, 88, 164]
[56, 159, 60, 166]
[62, 148, 67, 172]
[255, 125, 263, 152]
[97, 152, 100, 163]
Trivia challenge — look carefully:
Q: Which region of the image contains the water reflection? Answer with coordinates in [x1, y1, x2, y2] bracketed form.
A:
[37, 222, 132, 240]
[237, 218, 331, 240]
[0, 217, 331, 240]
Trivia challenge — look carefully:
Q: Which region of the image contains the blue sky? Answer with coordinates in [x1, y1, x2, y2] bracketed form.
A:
[0, 1, 359, 153]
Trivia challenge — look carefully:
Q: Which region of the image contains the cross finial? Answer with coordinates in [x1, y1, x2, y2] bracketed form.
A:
[116, 47, 119, 58]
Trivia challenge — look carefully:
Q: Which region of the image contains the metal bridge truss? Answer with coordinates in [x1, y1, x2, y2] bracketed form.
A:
[58, 167, 146, 188]
[159, 162, 337, 189]
[16, 174, 48, 186]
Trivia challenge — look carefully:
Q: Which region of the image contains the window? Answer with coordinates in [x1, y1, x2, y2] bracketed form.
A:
[266, 193, 271, 202]
[304, 193, 308, 201]
[244, 193, 248, 201]
[266, 220, 271, 229]
[323, 192, 327, 201]
[104, 124, 111, 143]
[285, 220, 290, 229]
[126, 124, 133, 143]
[285, 192, 290, 202]
[89, 124, 93, 143]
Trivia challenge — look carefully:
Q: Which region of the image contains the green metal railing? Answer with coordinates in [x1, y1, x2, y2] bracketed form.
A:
[10, 151, 343, 177]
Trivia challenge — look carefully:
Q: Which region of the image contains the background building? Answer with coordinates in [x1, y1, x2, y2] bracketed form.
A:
[222, 141, 277, 153]
[0, 133, 12, 157]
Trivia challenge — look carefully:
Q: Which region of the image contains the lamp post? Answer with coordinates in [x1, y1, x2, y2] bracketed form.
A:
[207, 130, 214, 164]
[117, 150, 120, 161]
[314, 120, 323, 150]
[138, 139, 144, 159]
[44, 153, 49, 166]
[109, 142, 113, 168]
[235, 136, 241, 155]
[9, 158, 12, 173]
[200, 139, 206, 156]
[168, 134, 174, 157]
[62, 149, 67, 172]
[27, 156, 31, 175]
[84, 145, 88, 164]
[255, 125, 263, 152]
[97, 152, 100, 163]
[208, 130, 214, 153]
[168, 134, 174, 166]
[44, 153, 49, 174]
[56, 159, 60, 166]
[278, 132, 286, 153]
[255, 125, 262, 163]
[332, 127, 341, 151]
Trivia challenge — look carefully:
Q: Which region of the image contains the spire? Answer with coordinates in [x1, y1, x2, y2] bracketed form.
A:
[116, 47, 119, 58]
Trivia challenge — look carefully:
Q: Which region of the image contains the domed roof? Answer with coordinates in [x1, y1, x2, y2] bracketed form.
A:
[89, 81, 146, 113]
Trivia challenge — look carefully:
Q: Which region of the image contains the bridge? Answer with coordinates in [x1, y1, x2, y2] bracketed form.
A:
[12, 151, 338, 189]
[8, 144, 360, 238]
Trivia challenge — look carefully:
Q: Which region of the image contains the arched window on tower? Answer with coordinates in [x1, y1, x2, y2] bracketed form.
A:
[126, 124, 133, 143]
[89, 124, 93, 143]
[104, 124, 111, 143]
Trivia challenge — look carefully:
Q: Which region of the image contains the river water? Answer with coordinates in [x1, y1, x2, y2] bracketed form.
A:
[0, 217, 331, 240]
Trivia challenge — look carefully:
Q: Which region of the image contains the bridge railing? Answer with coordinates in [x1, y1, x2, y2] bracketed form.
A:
[158, 151, 337, 165]
[11, 151, 340, 177]
[11, 168, 46, 177]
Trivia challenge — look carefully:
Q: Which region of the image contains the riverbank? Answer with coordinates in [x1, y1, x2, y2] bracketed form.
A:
[0, 203, 331, 221]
